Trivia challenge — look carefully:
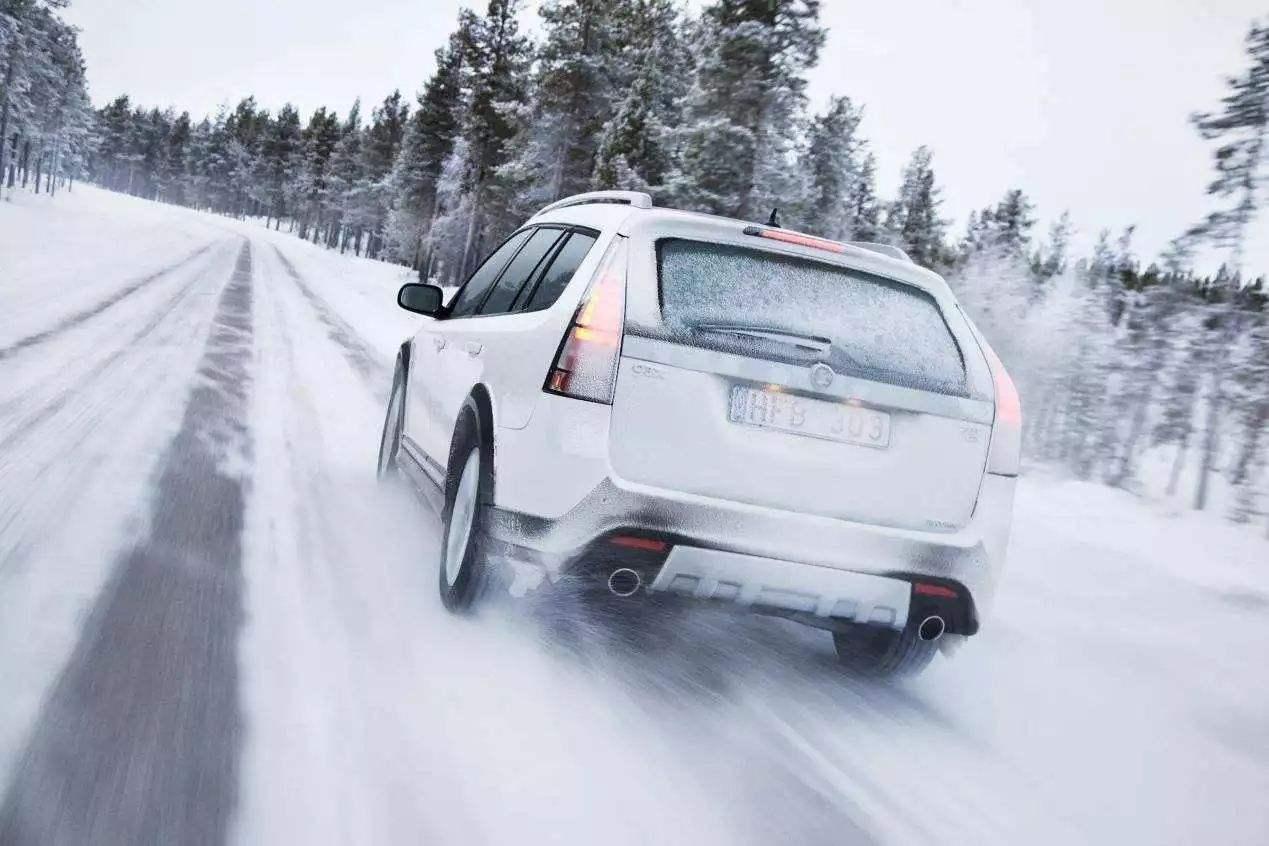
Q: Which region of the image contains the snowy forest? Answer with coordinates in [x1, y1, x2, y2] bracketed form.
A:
[3, 0, 1268, 528]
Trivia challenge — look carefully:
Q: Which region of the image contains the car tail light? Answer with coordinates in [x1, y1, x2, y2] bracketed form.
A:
[982, 342, 1021, 476]
[914, 582, 958, 599]
[544, 236, 628, 404]
[609, 535, 668, 553]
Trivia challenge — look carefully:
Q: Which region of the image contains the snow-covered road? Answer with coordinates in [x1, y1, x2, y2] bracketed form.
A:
[1, 187, 1267, 845]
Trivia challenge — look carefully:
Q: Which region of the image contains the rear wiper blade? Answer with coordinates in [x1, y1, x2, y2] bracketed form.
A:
[690, 323, 832, 354]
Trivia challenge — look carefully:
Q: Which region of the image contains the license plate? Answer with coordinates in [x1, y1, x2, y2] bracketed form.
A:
[728, 386, 891, 449]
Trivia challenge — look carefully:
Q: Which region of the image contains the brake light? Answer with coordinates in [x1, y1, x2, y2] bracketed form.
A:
[609, 535, 668, 553]
[742, 225, 847, 254]
[914, 582, 958, 599]
[982, 342, 1021, 475]
[544, 236, 628, 403]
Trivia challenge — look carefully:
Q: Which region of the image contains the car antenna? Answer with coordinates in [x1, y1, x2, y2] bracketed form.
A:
[767, 207, 781, 228]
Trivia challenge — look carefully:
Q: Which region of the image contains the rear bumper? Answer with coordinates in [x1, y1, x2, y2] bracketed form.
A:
[483, 471, 1016, 631]
[652, 546, 912, 630]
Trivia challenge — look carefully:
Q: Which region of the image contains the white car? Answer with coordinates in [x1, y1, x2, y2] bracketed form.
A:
[378, 190, 1019, 677]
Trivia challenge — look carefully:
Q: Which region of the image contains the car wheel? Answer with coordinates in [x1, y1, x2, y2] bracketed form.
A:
[438, 410, 492, 612]
[832, 622, 939, 678]
[377, 356, 406, 480]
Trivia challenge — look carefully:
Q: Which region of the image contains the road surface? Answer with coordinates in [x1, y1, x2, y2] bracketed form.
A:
[1, 187, 1267, 845]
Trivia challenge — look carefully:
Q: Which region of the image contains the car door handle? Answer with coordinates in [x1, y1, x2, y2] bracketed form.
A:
[464, 341, 483, 357]
[432, 336, 446, 351]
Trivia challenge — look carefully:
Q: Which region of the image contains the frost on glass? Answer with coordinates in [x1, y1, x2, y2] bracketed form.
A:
[657, 240, 968, 396]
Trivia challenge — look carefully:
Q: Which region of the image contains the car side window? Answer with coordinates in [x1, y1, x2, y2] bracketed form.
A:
[448, 229, 532, 318]
[478, 228, 563, 316]
[519, 232, 599, 313]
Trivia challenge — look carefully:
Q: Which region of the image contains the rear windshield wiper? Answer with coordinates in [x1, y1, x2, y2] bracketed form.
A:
[690, 323, 833, 354]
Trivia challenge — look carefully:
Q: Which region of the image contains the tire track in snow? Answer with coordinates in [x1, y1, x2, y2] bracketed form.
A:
[0, 243, 254, 845]
[0, 240, 222, 361]
[0, 242, 233, 456]
[268, 243, 388, 395]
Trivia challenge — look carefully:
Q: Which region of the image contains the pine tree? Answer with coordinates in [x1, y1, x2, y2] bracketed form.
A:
[989, 189, 1036, 257]
[386, 32, 466, 271]
[1033, 210, 1072, 282]
[960, 188, 1036, 263]
[254, 103, 301, 228]
[354, 90, 408, 257]
[591, 0, 687, 194]
[94, 94, 133, 190]
[325, 100, 363, 250]
[1184, 23, 1268, 511]
[454, 0, 532, 277]
[843, 149, 881, 241]
[666, 0, 825, 220]
[799, 95, 863, 239]
[295, 106, 341, 241]
[0, 0, 60, 197]
[1186, 21, 1269, 272]
[500, 0, 621, 213]
[885, 145, 946, 267]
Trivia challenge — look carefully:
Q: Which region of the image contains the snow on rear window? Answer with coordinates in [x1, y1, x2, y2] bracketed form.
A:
[656, 239, 967, 396]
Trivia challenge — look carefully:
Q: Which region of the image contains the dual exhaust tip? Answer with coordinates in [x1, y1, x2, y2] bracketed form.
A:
[917, 615, 946, 642]
[607, 568, 642, 597]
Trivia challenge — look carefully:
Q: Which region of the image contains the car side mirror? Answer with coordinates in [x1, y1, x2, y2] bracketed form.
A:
[398, 283, 444, 316]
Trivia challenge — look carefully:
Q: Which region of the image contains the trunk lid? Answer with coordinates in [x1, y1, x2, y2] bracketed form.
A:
[608, 236, 993, 532]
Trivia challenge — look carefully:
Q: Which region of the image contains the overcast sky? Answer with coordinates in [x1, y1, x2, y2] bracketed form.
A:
[64, 0, 1267, 273]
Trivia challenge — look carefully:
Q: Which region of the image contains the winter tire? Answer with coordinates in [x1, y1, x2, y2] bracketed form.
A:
[438, 405, 492, 612]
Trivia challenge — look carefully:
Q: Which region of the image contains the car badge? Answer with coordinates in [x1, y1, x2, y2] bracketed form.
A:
[810, 362, 835, 389]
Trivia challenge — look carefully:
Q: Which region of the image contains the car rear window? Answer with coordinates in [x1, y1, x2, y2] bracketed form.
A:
[656, 239, 968, 396]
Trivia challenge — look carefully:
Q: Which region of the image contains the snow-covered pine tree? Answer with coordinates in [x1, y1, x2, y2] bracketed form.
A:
[500, 0, 621, 216]
[1184, 21, 1268, 514]
[843, 149, 881, 241]
[1186, 21, 1268, 274]
[254, 103, 302, 229]
[93, 95, 133, 191]
[591, 0, 687, 195]
[1190, 266, 1243, 511]
[386, 32, 466, 271]
[1099, 231, 1175, 488]
[798, 95, 863, 239]
[990, 189, 1036, 258]
[884, 145, 946, 268]
[29, 11, 89, 196]
[0, 0, 58, 197]
[454, 0, 531, 278]
[156, 111, 190, 204]
[665, 0, 825, 221]
[235, 99, 265, 217]
[1033, 210, 1072, 283]
[134, 107, 170, 199]
[958, 188, 1035, 264]
[325, 100, 364, 250]
[1055, 244, 1119, 478]
[181, 116, 211, 210]
[356, 90, 409, 258]
[1226, 283, 1269, 524]
[1152, 284, 1205, 496]
[294, 106, 341, 241]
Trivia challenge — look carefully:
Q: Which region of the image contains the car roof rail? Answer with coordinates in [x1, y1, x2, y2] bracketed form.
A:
[534, 190, 653, 217]
[847, 242, 912, 262]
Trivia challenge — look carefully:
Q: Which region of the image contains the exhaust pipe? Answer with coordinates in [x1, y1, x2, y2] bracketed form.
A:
[607, 568, 641, 597]
[917, 615, 946, 642]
